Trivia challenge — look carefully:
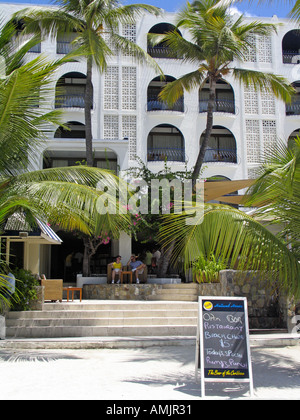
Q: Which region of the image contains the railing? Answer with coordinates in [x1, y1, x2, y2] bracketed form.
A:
[147, 97, 184, 112]
[57, 41, 74, 55]
[147, 46, 181, 59]
[55, 94, 92, 109]
[199, 99, 235, 114]
[286, 100, 300, 115]
[28, 43, 41, 53]
[147, 147, 185, 162]
[282, 51, 300, 64]
[203, 148, 237, 163]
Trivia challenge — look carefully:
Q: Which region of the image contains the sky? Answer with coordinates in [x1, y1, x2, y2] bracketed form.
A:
[0, 0, 293, 18]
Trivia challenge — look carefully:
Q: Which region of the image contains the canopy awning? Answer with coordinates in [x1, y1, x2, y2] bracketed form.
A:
[1, 213, 62, 245]
[204, 179, 254, 204]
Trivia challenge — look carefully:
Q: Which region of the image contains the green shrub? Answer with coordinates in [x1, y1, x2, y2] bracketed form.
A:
[10, 268, 39, 311]
[192, 254, 226, 283]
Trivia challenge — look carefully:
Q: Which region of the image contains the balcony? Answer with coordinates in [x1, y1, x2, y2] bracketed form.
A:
[203, 148, 237, 164]
[199, 99, 235, 114]
[147, 147, 185, 162]
[286, 100, 300, 115]
[54, 94, 93, 109]
[282, 51, 300, 64]
[57, 41, 74, 55]
[147, 46, 180, 59]
[55, 93, 86, 109]
[147, 97, 184, 112]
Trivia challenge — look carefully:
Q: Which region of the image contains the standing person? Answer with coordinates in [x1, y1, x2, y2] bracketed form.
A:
[151, 248, 161, 273]
[127, 255, 146, 284]
[109, 255, 123, 284]
[145, 249, 152, 272]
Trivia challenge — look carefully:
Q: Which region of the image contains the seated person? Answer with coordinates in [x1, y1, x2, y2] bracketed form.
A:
[127, 255, 146, 284]
[109, 255, 122, 284]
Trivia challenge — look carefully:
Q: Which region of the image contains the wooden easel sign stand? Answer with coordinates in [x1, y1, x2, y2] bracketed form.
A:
[195, 296, 254, 398]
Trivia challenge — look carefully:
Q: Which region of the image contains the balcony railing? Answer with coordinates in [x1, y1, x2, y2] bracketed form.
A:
[147, 147, 185, 162]
[199, 99, 235, 114]
[147, 97, 184, 112]
[57, 41, 74, 55]
[286, 100, 300, 115]
[147, 46, 181, 59]
[55, 93, 92, 109]
[28, 43, 41, 53]
[203, 148, 237, 163]
[282, 51, 300, 64]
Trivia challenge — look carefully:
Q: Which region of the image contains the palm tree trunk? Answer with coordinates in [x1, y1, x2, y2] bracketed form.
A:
[192, 78, 216, 186]
[85, 56, 94, 167]
[157, 240, 175, 277]
[82, 237, 91, 277]
[82, 56, 94, 276]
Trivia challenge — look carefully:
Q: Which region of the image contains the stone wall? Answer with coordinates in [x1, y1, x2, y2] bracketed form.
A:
[83, 283, 164, 301]
[215, 270, 293, 330]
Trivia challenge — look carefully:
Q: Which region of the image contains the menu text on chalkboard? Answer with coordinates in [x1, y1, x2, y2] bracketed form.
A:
[196, 296, 253, 397]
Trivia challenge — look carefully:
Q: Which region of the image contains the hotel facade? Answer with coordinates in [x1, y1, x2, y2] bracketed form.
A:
[2, 3, 300, 280]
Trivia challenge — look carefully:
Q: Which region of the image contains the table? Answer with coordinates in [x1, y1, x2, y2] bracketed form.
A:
[120, 271, 133, 284]
[63, 287, 82, 302]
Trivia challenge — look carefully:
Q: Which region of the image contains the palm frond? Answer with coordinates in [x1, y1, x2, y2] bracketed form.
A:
[159, 69, 207, 105]
[159, 204, 300, 297]
[233, 68, 295, 102]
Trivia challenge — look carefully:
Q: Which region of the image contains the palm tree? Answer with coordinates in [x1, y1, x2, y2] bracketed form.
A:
[12, 0, 162, 167]
[244, 137, 300, 260]
[0, 20, 130, 299]
[152, 0, 295, 183]
[158, 139, 300, 298]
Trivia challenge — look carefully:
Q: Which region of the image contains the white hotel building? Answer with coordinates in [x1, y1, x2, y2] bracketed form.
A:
[2, 3, 300, 279]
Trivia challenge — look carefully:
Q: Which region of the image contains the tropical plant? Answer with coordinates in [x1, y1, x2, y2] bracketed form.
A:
[12, 0, 163, 275]
[243, 137, 300, 260]
[124, 157, 201, 276]
[192, 253, 226, 283]
[12, 0, 162, 167]
[151, 0, 295, 183]
[159, 202, 300, 297]
[8, 268, 39, 312]
[0, 20, 130, 300]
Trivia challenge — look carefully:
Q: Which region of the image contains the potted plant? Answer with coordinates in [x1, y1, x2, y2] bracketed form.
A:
[192, 254, 226, 283]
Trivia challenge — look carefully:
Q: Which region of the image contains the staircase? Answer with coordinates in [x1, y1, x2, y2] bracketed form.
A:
[5, 300, 198, 339]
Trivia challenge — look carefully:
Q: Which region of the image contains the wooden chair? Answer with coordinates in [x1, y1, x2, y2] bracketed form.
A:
[41, 279, 63, 302]
[107, 264, 148, 283]
[126, 264, 148, 284]
[107, 264, 125, 284]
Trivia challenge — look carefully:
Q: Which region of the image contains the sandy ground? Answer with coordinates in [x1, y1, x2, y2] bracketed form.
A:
[0, 344, 299, 400]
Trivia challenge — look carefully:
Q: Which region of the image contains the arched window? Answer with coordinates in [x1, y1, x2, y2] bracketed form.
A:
[57, 31, 78, 54]
[147, 124, 185, 162]
[200, 126, 237, 163]
[286, 81, 300, 115]
[288, 128, 300, 148]
[147, 75, 184, 112]
[282, 30, 300, 63]
[199, 79, 235, 114]
[147, 23, 182, 59]
[55, 72, 93, 109]
[54, 121, 86, 139]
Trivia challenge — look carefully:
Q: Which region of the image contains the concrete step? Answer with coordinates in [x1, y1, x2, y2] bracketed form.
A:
[147, 294, 197, 301]
[37, 301, 198, 311]
[6, 324, 196, 338]
[5, 300, 198, 339]
[6, 316, 197, 327]
[6, 309, 198, 319]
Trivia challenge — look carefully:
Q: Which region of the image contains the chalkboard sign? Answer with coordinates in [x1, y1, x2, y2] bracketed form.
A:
[196, 296, 253, 397]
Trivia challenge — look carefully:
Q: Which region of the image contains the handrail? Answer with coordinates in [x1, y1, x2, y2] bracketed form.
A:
[203, 148, 237, 163]
[147, 147, 185, 162]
